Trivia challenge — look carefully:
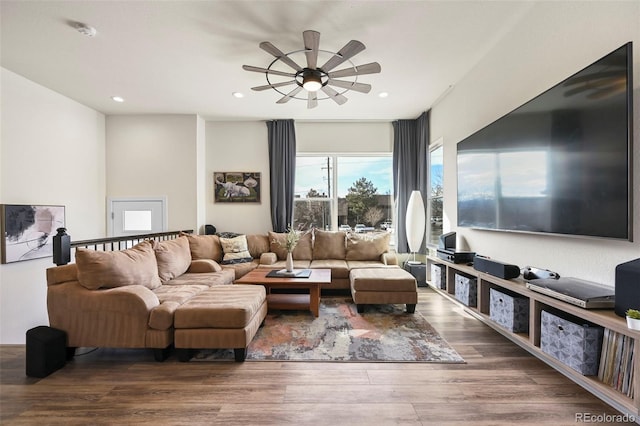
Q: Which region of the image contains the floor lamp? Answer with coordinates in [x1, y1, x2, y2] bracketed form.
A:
[405, 190, 425, 265]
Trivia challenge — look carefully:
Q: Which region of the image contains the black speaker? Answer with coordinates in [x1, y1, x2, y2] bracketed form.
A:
[615, 258, 640, 317]
[204, 224, 216, 235]
[52, 228, 70, 266]
[26, 326, 67, 378]
[473, 255, 520, 280]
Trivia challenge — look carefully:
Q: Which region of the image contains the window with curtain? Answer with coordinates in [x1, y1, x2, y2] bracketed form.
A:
[428, 144, 443, 245]
[293, 155, 393, 239]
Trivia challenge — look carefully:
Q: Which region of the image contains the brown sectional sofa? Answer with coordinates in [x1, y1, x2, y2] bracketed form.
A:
[45, 229, 404, 361]
[47, 237, 266, 361]
[184, 229, 399, 289]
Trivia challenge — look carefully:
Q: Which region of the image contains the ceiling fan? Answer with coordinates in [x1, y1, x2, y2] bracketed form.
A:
[243, 30, 381, 108]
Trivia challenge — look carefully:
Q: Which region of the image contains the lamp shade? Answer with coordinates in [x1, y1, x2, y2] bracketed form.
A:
[405, 190, 425, 253]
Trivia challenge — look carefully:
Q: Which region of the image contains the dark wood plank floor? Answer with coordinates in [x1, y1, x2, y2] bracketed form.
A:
[1, 288, 630, 425]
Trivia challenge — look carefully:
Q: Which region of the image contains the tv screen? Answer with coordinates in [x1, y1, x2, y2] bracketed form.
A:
[457, 43, 633, 241]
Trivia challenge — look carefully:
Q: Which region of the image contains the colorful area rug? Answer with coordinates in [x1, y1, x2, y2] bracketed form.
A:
[193, 297, 464, 363]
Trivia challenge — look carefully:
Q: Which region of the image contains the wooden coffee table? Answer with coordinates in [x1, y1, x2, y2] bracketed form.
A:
[234, 269, 331, 317]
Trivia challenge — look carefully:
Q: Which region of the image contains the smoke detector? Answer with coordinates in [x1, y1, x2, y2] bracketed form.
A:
[73, 22, 97, 37]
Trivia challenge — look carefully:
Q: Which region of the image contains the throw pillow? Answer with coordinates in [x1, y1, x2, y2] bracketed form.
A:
[219, 235, 253, 264]
[312, 230, 347, 260]
[75, 240, 161, 290]
[268, 231, 313, 260]
[152, 236, 192, 283]
[346, 232, 391, 261]
[182, 233, 223, 262]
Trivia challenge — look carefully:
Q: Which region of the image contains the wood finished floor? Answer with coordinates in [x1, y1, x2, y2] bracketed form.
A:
[0, 287, 630, 425]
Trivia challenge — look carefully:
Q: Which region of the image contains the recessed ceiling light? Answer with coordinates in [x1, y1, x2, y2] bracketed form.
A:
[378, 92, 389, 98]
[232, 92, 244, 98]
[111, 96, 124, 103]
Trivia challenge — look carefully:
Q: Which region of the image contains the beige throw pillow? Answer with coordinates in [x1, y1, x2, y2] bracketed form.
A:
[75, 240, 161, 290]
[153, 236, 192, 283]
[312, 230, 347, 260]
[182, 233, 223, 262]
[346, 232, 390, 261]
[220, 235, 252, 264]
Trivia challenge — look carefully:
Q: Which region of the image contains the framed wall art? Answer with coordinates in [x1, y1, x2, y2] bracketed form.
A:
[0, 204, 65, 264]
[214, 172, 261, 203]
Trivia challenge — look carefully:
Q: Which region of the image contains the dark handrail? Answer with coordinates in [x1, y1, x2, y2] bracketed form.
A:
[71, 230, 193, 248]
[53, 229, 193, 266]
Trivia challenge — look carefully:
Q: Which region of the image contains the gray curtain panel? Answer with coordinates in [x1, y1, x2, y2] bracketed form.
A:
[393, 110, 429, 253]
[267, 119, 296, 232]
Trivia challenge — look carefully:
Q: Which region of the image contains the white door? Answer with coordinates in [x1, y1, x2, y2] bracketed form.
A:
[108, 198, 167, 237]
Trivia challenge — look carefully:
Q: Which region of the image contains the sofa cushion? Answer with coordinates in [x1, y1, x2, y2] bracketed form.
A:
[269, 231, 313, 260]
[149, 284, 209, 330]
[312, 230, 346, 260]
[221, 259, 259, 279]
[309, 259, 350, 279]
[183, 233, 223, 262]
[246, 234, 270, 259]
[346, 232, 390, 261]
[165, 270, 235, 287]
[188, 259, 222, 273]
[153, 236, 192, 283]
[220, 235, 252, 264]
[174, 285, 267, 329]
[347, 260, 397, 269]
[75, 240, 161, 290]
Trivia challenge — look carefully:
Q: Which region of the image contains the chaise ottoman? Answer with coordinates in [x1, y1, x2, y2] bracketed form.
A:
[350, 268, 418, 313]
[174, 284, 267, 362]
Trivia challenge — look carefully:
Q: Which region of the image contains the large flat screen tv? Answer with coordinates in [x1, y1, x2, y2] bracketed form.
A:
[457, 42, 633, 241]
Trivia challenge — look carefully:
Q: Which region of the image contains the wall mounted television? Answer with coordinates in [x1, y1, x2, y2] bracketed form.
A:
[457, 42, 633, 241]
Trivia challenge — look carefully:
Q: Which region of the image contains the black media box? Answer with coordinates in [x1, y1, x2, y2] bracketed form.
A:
[615, 258, 640, 317]
[26, 326, 67, 378]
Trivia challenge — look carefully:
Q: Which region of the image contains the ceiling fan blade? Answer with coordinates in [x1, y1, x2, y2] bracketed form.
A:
[243, 65, 297, 78]
[327, 79, 371, 93]
[328, 62, 381, 78]
[321, 85, 348, 105]
[303, 30, 320, 69]
[307, 91, 318, 109]
[588, 85, 626, 99]
[251, 80, 297, 91]
[321, 40, 366, 72]
[276, 86, 304, 104]
[259, 41, 303, 72]
[564, 70, 625, 86]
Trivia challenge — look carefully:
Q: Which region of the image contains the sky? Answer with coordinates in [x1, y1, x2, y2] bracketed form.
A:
[295, 156, 393, 198]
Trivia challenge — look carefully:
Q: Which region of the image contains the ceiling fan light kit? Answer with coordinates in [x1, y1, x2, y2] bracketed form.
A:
[243, 30, 381, 108]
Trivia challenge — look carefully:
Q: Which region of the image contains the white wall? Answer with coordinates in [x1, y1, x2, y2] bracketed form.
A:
[205, 121, 394, 235]
[0, 68, 106, 343]
[430, 1, 640, 287]
[296, 121, 393, 153]
[106, 115, 200, 232]
[205, 121, 272, 234]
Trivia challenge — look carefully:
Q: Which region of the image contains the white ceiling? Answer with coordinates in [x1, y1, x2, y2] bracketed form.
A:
[0, 1, 535, 121]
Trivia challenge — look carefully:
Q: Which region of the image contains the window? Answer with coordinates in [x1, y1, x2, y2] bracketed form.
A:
[293, 155, 393, 237]
[427, 144, 443, 245]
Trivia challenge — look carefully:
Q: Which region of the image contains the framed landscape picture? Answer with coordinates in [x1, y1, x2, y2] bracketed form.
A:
[1, 204, 65, 264]
[214, 172, 261, 203]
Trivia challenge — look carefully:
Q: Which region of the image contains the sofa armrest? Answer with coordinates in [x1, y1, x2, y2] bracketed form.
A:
[47, 281, 161, 347]
[260, 252, 278, 265]
[381, 252, 399, 266]
[188, 259, 222, 273]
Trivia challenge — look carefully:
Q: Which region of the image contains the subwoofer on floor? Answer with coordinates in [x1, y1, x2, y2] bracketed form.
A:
[26, 326, 67, 378]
